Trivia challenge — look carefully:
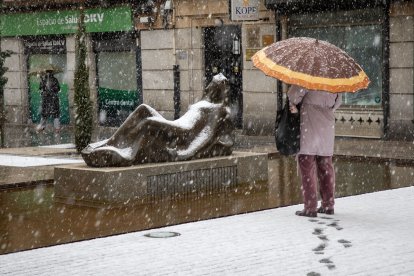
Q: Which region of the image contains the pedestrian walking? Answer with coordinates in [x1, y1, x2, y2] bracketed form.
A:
[288, 85, 341, 217]
[36, 70, 61, 132]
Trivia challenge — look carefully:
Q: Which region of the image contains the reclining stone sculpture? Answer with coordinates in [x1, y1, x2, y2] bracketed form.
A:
[81, 73, 234, 167]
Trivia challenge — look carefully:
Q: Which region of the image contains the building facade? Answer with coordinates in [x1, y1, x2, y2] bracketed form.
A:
[0, 0, 413, 147]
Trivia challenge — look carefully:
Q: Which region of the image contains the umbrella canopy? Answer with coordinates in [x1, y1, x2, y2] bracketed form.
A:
[251, 37, 370, 93]
[29, 64, 63, 76]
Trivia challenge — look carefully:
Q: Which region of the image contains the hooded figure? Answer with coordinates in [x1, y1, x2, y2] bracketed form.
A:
[36, 71, 61, 132]
[82, 73, 234, 167]
[288, 85, 342, 218]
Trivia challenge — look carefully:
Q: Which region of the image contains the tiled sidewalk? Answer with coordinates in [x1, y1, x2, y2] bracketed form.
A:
[1, 186, 413, 276]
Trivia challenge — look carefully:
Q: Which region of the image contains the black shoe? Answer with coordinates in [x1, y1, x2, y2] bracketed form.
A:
[317, 207, 334, 215]
[295, 210, 317, 217]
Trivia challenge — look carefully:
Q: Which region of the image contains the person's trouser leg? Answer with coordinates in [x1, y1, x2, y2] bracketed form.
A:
[53, 118, 60, 131]
[316, 156, 335, 210]
[36, 117, 46, 131]
[298, 154, 317, 212]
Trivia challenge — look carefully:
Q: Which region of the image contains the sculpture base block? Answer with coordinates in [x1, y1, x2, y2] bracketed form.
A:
[54, 152, 268, 207]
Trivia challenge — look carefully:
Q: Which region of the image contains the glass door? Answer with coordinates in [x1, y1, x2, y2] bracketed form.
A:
[204, 25, 243, 128]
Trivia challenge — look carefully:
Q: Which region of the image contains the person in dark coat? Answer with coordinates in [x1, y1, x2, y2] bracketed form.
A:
[36, 71, 61, 132]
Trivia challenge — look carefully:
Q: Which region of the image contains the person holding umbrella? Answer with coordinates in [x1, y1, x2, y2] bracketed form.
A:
[288, 85, 341, 217]
[35, 68, 61, 132]
[252, 37, 370, 217]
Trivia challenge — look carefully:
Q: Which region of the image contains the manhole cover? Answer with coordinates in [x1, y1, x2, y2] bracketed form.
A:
[144, 231, 181, 238]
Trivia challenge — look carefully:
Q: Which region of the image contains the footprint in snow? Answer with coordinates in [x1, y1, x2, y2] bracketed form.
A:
[312, 228, 323, 235]
[338, 239, 352, 248]
[313, 243, 326, 252]
[319, 257, 336, 270]
[317, 234, 328, 241]
[319, 257, 333, 264]
[327, 264, 336, 270]
[327, 221, 343, 231]
[307, 272, 321, 276]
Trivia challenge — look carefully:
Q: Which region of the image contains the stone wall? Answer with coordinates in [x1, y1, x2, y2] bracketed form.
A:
[242, 23, 278, 135]
[140, 28, 204, 119]
[174, 28, 204, 110]
[3, 38, 27, 125]
[389, 1, 414, 140]
[141, 29, 176, 120]
[1, 38, 33, 147]
[65, 35, 76, 125]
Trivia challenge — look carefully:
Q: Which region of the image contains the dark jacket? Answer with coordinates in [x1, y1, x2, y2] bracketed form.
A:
[40, 74, 60, 118]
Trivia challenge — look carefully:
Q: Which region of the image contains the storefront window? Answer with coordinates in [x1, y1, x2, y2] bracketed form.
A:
[94, 33, 138, 126]
[26, 37, 70, 125]
[289, 9, 383, 107]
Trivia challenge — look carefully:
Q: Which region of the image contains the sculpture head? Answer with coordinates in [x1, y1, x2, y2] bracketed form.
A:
[203, 73, 229, 104]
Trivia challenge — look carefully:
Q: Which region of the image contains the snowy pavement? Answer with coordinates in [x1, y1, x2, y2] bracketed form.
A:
[38, 143, 76, 149]
[0, 142, 78, 167]
[0, 154, 83, 167]
[1, 186, 413, 276]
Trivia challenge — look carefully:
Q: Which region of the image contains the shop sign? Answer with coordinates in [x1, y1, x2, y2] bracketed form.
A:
[99, 88, 138, 108]
[245, 48, 260, 61]
[25, 39, 66, 51]
[262, 35, 274, 47]
[1, 6, 132, 36]
[231, 0, 260, 21]
[98, 87, 139, 123]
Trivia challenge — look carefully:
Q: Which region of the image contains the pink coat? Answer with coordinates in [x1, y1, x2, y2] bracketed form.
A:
[287, 85, 342, 156]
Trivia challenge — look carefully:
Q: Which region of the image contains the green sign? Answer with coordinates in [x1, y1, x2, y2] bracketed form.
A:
[98, 87, 139, 125]
[99, 87, 138, 109]
[1, 6, 132, 36]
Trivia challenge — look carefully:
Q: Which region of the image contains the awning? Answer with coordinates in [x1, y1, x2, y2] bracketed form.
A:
[265, 0, 387, 14]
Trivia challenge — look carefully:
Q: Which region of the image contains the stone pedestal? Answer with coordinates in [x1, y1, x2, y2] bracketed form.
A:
[54, 151, 268, 207]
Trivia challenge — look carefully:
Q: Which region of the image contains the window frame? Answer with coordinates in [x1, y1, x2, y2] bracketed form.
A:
[92, 31, 140, 127]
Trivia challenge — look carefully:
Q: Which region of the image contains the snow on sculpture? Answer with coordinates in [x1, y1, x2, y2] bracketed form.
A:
[81, 73, 234, 167]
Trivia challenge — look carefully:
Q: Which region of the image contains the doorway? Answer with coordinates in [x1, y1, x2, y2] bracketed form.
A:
[204, 25, 243, 128]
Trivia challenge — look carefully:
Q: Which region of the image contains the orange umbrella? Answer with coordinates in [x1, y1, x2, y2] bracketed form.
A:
[251, 37, 370, 93]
